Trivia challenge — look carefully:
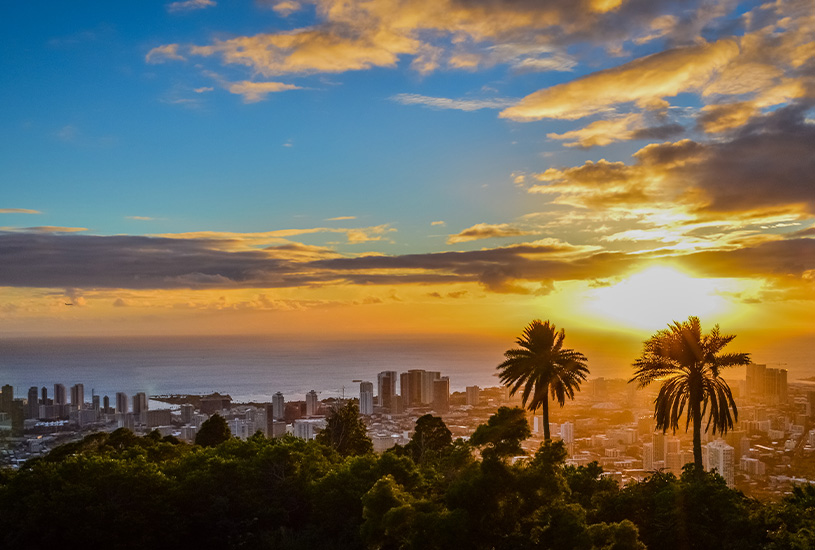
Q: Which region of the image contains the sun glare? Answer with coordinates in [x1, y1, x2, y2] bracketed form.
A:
[583, 266, 733, 331]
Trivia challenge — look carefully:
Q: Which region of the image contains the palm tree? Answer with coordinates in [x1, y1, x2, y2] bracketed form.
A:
[497, 320, 589, 440]
[630, 316, 750, 477]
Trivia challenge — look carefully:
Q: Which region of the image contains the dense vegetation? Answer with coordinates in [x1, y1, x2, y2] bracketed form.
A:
[1, 408, 813, 549]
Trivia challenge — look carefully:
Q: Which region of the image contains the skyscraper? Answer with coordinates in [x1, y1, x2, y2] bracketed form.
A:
[70, 383, 85, 410]
[116, 392, 128, 414]
[465, 386, 480, 406]
[272, 392, 285, 420]
[133, 392, 148, 423]
[432, 377, 449, 413]
[0, 385, 13, 414]
[103, 395, 110, 414]
[359, 381, 374, 416]
[27, 386, 39, 419]
[422, 371, 441, 405]
[181, 403, 195, 424]
[306, 390, 319, 416]
[377, 371, 397, 410]
[706, 439, 735, 487]
[53, 384, 66, 406]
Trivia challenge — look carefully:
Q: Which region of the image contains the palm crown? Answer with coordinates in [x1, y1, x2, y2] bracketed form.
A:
[498, 320, 588, 440]
[630, 316, 750, 474]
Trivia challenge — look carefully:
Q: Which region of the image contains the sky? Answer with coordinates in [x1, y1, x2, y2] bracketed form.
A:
[1, 0, 813, 376]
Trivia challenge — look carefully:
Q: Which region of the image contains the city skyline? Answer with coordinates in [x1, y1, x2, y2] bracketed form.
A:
[1, 1, 813, 372]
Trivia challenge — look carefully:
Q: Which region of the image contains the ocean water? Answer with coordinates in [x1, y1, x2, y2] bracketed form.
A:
[0, 334, 508, 403]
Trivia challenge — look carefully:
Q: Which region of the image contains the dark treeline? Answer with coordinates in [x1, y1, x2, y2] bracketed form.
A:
[1, 406, 813, 550]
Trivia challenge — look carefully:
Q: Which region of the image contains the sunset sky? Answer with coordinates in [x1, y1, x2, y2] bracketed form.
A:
[1, 0, 813, 376]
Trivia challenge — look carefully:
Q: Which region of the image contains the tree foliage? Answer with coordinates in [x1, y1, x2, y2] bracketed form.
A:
[497, 319, 588, 440]
[401, 414, 453, 465]
[470, 406, 531, 460]
[0, 409, 807, 550]
[194, 413, 232, 447]
[315, 401, 373, 456]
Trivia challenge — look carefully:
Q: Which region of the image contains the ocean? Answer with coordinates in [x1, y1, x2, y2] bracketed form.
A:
[0, 334, 509, 404]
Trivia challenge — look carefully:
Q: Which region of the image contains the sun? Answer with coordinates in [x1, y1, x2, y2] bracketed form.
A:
[582, 266, 733, 331]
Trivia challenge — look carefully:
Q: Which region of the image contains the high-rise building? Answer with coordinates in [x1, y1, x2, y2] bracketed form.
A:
[70, 384, 85, 410]
[133, 392, 148, 423]
[53, 384, 67, 406]
[466, 386, 480, 406]
[103, 395, 110, 414]
[27, 386, 39, 419]
[377, 371, 397, 410]
[642, 442, 654, 470]
[706, 439, 735, 487]
[116, 392, 128, 414]
[0, 385, 14, 415]
[432, 377, 449, 413]
[180, 403, 195, 424]
[422, 371, 441, 405]
[765, 367, 788, 404]
[561, 422, 575, 445]
[272, 392, 285, 420]
[746, 363, 766, 396]
[652, 432, 666, 463]
[41, 386, 48, 404]
[92, 394, 100, 412]
[306, 390, 319, 416]
[399, 372, 411, 406]
[359, 382, 374, 416]
[408, 370, 426, 406]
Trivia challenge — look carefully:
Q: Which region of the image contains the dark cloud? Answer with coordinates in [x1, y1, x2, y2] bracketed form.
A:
[2, 231, 814, 296]
[689, 104, 815, 213]
[630, 123, 685, 141]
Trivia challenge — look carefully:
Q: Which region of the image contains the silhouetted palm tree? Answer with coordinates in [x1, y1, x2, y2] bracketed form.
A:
[497, 320, 589, 440]
[630, 316, 750, 476]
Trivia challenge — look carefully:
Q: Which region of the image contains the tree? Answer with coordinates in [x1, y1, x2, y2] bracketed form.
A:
[497, 320, 589, 440]
[630, 316, 749, 477]
[315, 401, 373, 456]
[470, 407, 531, 461]
[194, 413, 231, 447]
[403, 414, 453, 464]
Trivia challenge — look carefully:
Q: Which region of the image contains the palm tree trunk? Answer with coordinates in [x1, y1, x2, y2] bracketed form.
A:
[542, 398, 550, 440]
[692, 402, 703, 478]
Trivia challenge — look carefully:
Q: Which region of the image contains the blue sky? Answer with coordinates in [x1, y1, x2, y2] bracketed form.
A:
[1, 0, 813, 372]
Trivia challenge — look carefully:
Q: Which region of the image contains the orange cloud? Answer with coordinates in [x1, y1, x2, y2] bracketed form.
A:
[501, 40, 739, 121]
[447, 223, 536, 244]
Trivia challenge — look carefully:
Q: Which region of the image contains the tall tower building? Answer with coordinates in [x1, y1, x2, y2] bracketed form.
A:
[466, 386, 480, 406]
[405, 369, 426, 406]
[116, 392, 128, 414]
[642, 442, 654, 470]
[306, 390, 319, 416]
[422, 371, 441, 405]
[272, 392, 285, 420]
[133, 392, 148, 422]
[400, 372, 411, 406]
[652, 432, 667, 463]
[706, 439, 735, 487]
[432, 377, 449, 413]
[359, 381, 374, 416]
[27, 386, 39, 419]
[53, 384, 67, 406]
[377, 371, 397, 410]
[746, 363, 766, 396]
[0, 385, 13, 414]
[70, 384, 85, 410]
[103, 395, 110, 414]
[180, 403, 195, 424]
[41, 386, 48, 404]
